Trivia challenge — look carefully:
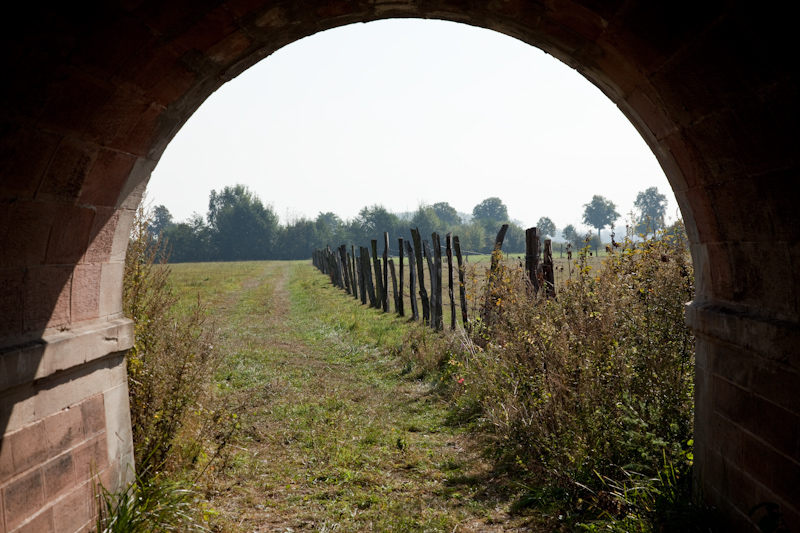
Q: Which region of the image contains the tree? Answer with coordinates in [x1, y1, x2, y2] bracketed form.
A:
[410, 205, 441, 241]
[432, 202, 461, 227]
[352, 205, 400, 246]
[562, 224, 584, 249]
[472, 197, 509, 224]
[634, 187, 668, 234]
[148, 205, 174, 239]
[207, 184, 280, 261]
[536, 216, 556, 238]
[582, 195, 620, 235]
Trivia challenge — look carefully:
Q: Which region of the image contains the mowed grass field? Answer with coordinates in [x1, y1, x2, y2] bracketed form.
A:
[167, 260, 543, 532]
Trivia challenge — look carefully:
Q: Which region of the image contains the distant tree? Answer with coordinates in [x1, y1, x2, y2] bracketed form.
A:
[634, 187, 668, 234]
[353, 205, 400, 246]
[502, 222, 526, 254]
[432, 202, 461, 227]
[410, 205, 442, 241]
[472, 197, 509, 224]
[207, 184, 280, 261]
[148, 205, 174, 239]
[458, 221, 490, 255]
[282, 218, 319, 260]
[582, 195, 620, 236]
[536, 216, 556, 239]
[315, 212, 344, 246]
[562, 224, 583, 249]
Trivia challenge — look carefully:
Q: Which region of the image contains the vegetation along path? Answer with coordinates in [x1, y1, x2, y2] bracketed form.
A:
[170, 260, 534, 532]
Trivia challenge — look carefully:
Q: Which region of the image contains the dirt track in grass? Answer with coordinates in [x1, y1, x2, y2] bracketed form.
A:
[170, 261, 540, 532]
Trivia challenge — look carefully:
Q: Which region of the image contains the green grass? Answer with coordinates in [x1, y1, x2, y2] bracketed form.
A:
[166, 260, 536, 531]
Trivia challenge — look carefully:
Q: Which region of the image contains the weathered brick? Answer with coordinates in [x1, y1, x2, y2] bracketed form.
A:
[2, 469, 43, 530]
[83, 209, 118, 265]
[36, 137, 99, 203]
[53, 482, 91, 533]
[17, 507, 54, 533]
[45, 205, 95, 265]
[0, 128, 60, 200]
[71, 264, 102, 323]
[10, 422, 47, 474]
[43, 453, 76, 500]
[78, 148, 137, 208]
[37, 70, 115, 137]
[0, 438, 13, 484]
[72, 435, 109, 483]
[44, 408, 85, 458]
[23, 266, 72, 332]
[0, 268, 24, 338]
[98, 261, 125, 318]
[81, 395, 106, 438]
[2, 201, 55, 268]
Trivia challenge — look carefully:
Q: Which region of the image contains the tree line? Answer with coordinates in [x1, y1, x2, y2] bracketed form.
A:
[149, 184, 670, 263]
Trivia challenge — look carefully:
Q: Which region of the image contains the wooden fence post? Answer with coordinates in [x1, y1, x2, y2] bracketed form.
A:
[382, 232, 390, 312]
[397, 238, 405, 317]
[362, 246, 377, 307]
[423, 239, 439, 331]
[371, 240, 383, 310]
[405, 240, 419, 320]
[526, 227, 541, 294]
[388, 258, 398, 314]
[543, 238, 555, 298]
[446, 233, 455, 330]
[432, 233, 443, 331]
[453, 236, 468, 328]
[411, 228, 430, 325]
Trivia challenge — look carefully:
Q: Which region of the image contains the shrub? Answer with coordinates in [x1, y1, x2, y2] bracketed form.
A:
[451, 223, 695, 492]
[123, 203, 225, 476]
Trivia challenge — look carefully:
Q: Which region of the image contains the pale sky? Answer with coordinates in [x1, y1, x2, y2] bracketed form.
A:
[147, 19, 677, 235]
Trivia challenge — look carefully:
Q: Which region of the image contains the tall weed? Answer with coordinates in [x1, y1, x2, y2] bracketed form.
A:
[124, 203, 226, 476]
[446, 224, 695, 506]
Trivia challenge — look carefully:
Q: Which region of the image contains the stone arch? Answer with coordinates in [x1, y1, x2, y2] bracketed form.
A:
[0, 2, 797, 531]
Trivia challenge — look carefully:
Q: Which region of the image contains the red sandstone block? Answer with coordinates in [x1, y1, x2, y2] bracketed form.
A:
[2, 469, 43, 530]
[2, 201, 55, 268]
[46, 205, 95, 265]
[43, 453, 76, 500]
[81, 395, 106, 438]
[23, 266, 72, 332]
[85, 87, 150, 147]
[0, 268, 24, 338]
[172, 6, 238, 54]
[44, 408, 85, 458]
[0, 438, 13, 484]
[37, 70, 115, 137]
[0, 490, 5, 533]
[72, 435, 109, 483]
[206, 31, 253, 65]
[108, 101, 162, 157]
[53, 482, 91, 533]
[0, 127, 60, 200]
[17, 507, 54, 533]
[71, 264, 102, 322]
[84, 209, 118, 264]
[78, 149, 137, 208]
[625, 86, 674, 141]
[36, 137, 100, 203]
[10, 421, 47, 474]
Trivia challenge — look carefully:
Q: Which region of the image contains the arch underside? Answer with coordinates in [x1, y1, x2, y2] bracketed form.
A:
[0, 1, 797, 531]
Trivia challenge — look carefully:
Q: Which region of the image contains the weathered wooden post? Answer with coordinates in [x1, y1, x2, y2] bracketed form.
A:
[543, 238, 556, 298]
[371, 240, 383, 310]
[411, 228, 430, 325]
[405, 240, 419, 321]
[526, 227, 541, 294]
[432, 233, 443, 331]
[453, 236, 468, 328]
[397, 238, 405, 317]
[423, 239, 440, 331]
[362, 246, 377, 307]
[388, 258, 398, 314]
[382, 232, 390, 312]
[446, 233, 455, 330]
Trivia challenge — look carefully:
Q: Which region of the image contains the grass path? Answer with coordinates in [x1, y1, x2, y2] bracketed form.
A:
[169, 261, 535, 532]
